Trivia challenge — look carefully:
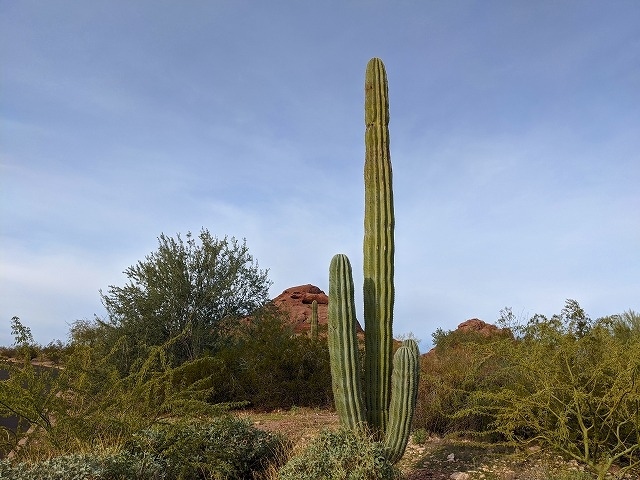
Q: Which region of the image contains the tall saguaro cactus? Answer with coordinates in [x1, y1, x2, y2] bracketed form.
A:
[363, 55, 395, 434]
[328, 57, 420, 464]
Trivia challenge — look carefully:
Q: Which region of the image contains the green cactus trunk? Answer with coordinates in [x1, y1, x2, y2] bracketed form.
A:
[327, 58, 420, 464]
[363, 56, 395, 434]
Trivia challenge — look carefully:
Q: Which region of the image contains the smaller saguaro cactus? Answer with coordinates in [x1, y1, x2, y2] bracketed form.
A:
[310, 299, 319, 340]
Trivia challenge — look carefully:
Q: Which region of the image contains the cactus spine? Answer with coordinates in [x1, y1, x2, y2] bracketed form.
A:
[328, 58, 420, 464]
[310, 299, 318, 340]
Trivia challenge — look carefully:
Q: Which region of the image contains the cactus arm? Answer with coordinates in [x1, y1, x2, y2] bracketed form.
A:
[328, 254, 366, 429]
[363, 57, 395, 433]
[384, 339, 420, 464]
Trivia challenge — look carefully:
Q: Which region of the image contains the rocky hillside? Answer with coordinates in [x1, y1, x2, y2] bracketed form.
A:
[271, 284, 329, 334]
[272, 284, 363, 334]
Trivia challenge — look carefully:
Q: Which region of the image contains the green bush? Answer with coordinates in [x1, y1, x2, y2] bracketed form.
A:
[98, 230, 272, 372]
[416, 303, 640, 478]
[436, 304, 640, 480]
[40, 340, 71, 364]
[1, 417, 288, 480]
[278, 427, 399, 480]
[0, 452, 163, 480]
[127, 416, 289, 480]
[209, 308, 333, 410]
[411, 428, 428, 445]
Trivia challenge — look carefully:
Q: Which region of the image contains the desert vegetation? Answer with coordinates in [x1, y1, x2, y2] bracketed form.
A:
[0, 231, 330, 478]
[3, 298, 638, 479]
[415, 303, 640, 480]
[2, 57, 638, 479]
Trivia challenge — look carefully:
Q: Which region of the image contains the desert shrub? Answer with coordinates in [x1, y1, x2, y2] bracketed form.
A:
[209, 308, 333, 410]
[127, 416, 288, 480]
[1, 417, 286, 480]
[414, 328, 512, 436]
[278, 427, 399, 480]
[0, 329, 229, 461]
[442, 304, 640, 480]
[417, 301, 640, 478]
[465, 321, 640, 479]
[40, 340, 71, 364]
[0, 452, 163, 480]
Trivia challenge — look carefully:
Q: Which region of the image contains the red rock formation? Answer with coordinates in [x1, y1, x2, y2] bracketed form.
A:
[272, 284, 329, 334]
[271, 284, 363, 335]
[456, 318, 504, 337]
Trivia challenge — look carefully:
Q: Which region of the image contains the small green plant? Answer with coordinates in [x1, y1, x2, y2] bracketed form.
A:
[278, 427, 399, 480]
[310, 299, 319, 341]
[411, 428, 428, 445]
[0, 452, 163, 480]
[128, 416, 288, 480]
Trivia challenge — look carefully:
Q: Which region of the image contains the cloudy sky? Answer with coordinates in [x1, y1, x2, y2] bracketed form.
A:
[1, 1, 639, 349]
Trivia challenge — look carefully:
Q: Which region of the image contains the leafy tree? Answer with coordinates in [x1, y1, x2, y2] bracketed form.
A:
[8, 316, 38, 360]
[98, 229, 271, 369]
[561, 298, 592, 338]
[10, 317, 33, 348]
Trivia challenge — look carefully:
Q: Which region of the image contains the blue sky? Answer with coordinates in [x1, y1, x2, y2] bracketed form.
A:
[1, 1, 639, 349]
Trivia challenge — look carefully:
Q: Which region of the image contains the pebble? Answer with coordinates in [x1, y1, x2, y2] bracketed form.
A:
[449, 473, 470, 480]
